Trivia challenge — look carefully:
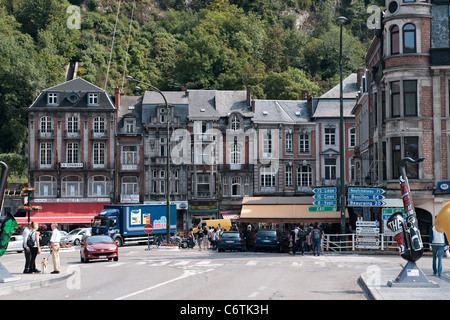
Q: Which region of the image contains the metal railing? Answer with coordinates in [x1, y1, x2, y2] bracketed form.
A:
[322, 233, 431, 253]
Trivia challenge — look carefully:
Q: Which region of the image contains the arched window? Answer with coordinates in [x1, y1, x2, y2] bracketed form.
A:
[403, 24, 416, 53]
[35, 176, 56, 197]
[88, 175, 110, 196]
[231, 115, 240, 130]
[391, 25, 399, 55]
[61, 176, 83, 197]
[231, 143, 240, 164]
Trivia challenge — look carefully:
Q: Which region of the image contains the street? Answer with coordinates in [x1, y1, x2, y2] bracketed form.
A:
[1, 244, 435, 301]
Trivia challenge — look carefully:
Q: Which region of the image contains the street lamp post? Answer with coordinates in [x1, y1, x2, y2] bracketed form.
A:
[337, 16, 349, 236]
[126, 76, 171, 244]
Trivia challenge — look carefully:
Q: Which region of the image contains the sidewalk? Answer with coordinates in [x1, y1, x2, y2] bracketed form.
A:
[0, 249, 75, 297]
[359, 263, 450, 300]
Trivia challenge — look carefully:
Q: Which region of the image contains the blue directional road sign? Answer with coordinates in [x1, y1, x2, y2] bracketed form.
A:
[313, 194, 337, 200]
[347, 200, 386, 207]
[348, 187, 385, 195]
[347, 194, 385, 201]
[313, 200, 337, 206]
[313, 187, 337, 194]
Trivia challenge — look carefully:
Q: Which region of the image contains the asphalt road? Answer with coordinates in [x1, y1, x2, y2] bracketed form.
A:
[1, 245, 409, 301]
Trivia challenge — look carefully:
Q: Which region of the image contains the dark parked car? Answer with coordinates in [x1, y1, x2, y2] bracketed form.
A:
[80, 235, 118, 263]
[254, 230, 282, 252]
[39, 231, 53, 247]
[217, 231, 244, 252]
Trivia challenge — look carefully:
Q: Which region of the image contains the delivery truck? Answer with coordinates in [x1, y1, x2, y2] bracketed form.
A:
[91, 204, 176, 246]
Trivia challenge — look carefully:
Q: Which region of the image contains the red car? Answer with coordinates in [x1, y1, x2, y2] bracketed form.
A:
[80, 235, 119, 263]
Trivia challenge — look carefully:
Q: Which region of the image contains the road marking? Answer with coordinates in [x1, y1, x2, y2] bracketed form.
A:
[149, 261, 171, 266]
[246, 260, 257, 266]
[173, 260, 191, 266]
[115, 269, 213, 300]
[248, 286, 267, 298]
[291, 261, 303, 267]
[106, 262, 126, 268]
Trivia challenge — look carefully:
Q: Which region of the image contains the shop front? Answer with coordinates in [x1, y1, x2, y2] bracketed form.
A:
[239, 197, 349, 232]
[14, 201, 109, 231]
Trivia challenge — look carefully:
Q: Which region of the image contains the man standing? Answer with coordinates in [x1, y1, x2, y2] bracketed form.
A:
[22, 223, 32, 273]
[50, 223, 61, 274]
[429, 220, 449, 277]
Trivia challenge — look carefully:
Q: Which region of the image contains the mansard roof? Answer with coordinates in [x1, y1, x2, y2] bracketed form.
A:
[27, 78, 116, 111]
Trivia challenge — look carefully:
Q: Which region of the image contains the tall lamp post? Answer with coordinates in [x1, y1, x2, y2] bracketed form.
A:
[337, 16, 349, 236]
[126, 76, 171, 244]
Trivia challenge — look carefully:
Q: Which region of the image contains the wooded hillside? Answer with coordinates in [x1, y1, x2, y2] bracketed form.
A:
[0, 0, 383, 154]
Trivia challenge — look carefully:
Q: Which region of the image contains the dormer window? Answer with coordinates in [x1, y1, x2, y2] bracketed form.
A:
[47, 93, 59, 106]
[231, 115, 240, 130]
[88, 93, 99, 106]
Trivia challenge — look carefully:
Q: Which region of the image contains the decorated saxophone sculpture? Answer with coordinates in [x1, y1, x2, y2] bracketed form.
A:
[0, 162, 18, 257]
[387, 157, 425, 262]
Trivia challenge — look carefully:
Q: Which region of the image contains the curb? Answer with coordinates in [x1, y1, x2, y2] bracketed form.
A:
[0, 270, 75, 297]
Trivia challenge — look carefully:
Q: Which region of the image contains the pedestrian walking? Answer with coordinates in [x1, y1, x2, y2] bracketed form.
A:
[196, 227, 204, 251]
[310, 223, 322, 256]
[28, 222, 41, 273]
[429, 221, 449, 277]
[211, 228, 218, 250]
[202, 226, 209, 249]
[50, 223, 61, 274]
[188, 228, 194, 249]
[296, 226, 305, 256]
[22, 223, 32, 274]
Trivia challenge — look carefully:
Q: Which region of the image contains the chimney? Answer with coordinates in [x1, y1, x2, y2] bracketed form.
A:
[115, 87, 121, 111]
[182, 86, 189, 97]
[246, 86, 251, 107]
[251, 98, 255, 113]
[357, 69, 365, 90]
[301, 90, 309, 100]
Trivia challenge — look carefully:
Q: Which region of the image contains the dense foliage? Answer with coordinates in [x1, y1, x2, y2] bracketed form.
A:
[0, 0, 383, 156]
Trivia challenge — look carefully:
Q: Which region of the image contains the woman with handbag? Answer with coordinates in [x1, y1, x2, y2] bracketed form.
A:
[28, 222, 42, 274]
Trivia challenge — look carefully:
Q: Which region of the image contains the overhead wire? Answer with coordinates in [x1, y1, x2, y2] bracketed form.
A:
[104, 0, 122, 91]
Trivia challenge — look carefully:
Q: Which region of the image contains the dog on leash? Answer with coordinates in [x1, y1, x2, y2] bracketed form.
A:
[41, 258, 48, 273]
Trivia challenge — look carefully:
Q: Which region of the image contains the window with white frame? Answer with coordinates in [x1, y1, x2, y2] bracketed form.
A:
[39, 142, 52, 165]
[88, 93, 99, 106]
[35, 176, 56, 197]
[47, 93, 58, 105]
[122, 176, 138, 195]
[93, 116, 105, 133]
[263, 132, 272, 155]
[125, 119, 134, 133]
[40, 116, 52, 134]
[244, 176, 250, 196]
[260, 166, 276, 188]
[285, 165, 293, 187]
[93, 142, 105, 166]
[285, 132, 293, 154]
[324, 159, 337, 180]
[231, 115, 240, 130]
[223, 176, 229, 196]
[297, 165, 313, 187]
[324, 127, 336, 146]
[231, 176, 242, 196]
[197, 174, 210, 196]
[89, 175, 110, 196]
[67, 116, 79, 134]
[61, 176, 83, 197]
[349, 127, 356, 148]
[299, 133, 310, 154]
[231, 142, 240, 164]
[122, 146, 138, 165]
[66, 142, 79, 163]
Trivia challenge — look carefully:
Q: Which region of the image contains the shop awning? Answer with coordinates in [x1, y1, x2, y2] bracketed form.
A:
[14, 202, 108, 225]
[240, 197, 349, 223]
